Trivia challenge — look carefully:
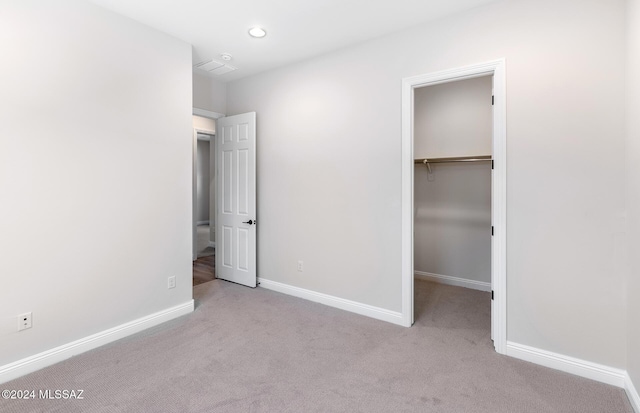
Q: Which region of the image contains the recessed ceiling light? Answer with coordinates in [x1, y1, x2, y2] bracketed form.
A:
[220, 53, 232, 61]
[248, 27, 266, 38]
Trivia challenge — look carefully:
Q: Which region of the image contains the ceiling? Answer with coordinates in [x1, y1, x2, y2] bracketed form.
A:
[89, 0, 499, 82]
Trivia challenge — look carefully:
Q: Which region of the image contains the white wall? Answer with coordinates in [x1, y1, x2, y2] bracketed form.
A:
[193, 71, 227, 114]
[227, 0, 627, 368]
[0, 1, 193, 366]
[414, 76, 493, 158]
[196, 139, 211, 223]
[414, 163, 491, 284]
[414, 77, 492, 284]
[626, 0, 640, 390]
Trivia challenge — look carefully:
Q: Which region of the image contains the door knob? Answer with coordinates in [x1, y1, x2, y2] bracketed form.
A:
[242, 219, 255, 225]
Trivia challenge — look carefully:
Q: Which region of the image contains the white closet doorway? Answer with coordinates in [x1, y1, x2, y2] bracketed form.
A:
[401, 60, 506, 354]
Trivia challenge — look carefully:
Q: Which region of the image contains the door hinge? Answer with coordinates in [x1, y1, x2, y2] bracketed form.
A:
[491, 160, 494, 170]
[491, 290, 494, 300]
[492, 95, 494, 105]
[491, 226, 494, 236]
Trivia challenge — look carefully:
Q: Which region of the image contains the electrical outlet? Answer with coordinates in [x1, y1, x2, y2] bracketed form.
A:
[297, 260, 304, 272]
[167, 276, 176, 289]
[18, 312, 32, 332]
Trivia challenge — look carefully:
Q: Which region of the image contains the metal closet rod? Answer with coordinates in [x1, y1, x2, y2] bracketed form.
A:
[413, 155, 492, 164]
[414, 155, 492, 174]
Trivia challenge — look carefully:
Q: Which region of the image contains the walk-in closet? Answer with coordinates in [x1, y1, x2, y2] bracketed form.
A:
[413, 75, 493, 335]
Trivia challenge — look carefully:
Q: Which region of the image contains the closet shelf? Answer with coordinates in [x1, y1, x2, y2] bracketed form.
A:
[414, 155, 492, 173]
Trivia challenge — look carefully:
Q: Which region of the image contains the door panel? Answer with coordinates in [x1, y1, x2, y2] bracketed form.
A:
[216, 112, 257, 287]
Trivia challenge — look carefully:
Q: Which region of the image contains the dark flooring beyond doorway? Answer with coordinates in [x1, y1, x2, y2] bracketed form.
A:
[193, 254, 215, 286]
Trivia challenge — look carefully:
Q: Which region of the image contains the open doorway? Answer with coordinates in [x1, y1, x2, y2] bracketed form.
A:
[413, 75, 493, 343]
[194, 134, 215, 286]
[193, 111, 222, 286]
[401, 60, 507, 353]
[195, 133, 215, 257]
[191, 110, 259, 288]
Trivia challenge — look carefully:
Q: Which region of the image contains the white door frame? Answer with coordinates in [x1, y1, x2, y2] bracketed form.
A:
[400, 59, 507, 354]
[192, 108, 224, 261]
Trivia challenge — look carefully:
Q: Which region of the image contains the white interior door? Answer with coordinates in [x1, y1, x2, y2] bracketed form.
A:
[216, 112, 257, 287]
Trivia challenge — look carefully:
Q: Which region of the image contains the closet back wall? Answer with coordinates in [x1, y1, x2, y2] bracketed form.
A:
[414, 76, 492, 285]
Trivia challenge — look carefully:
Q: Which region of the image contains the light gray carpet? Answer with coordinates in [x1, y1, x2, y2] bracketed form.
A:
[1, 280, 633, 412]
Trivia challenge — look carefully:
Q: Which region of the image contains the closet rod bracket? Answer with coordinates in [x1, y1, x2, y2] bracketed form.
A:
[423, 159, 432, 174]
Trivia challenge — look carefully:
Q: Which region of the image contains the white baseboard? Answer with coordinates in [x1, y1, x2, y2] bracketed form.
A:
[197, 220, 210, 226]
[626, 372, 640, 413]
[414, 271, 491, 292]
[506, 341, 626, 388]
[0, 300, 194, 384]
[257, 278, 403, 326]
[208, 241, 216, 248]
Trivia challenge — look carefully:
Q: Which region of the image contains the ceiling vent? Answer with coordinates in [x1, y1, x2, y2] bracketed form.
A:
[194, 59, 237, 76]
